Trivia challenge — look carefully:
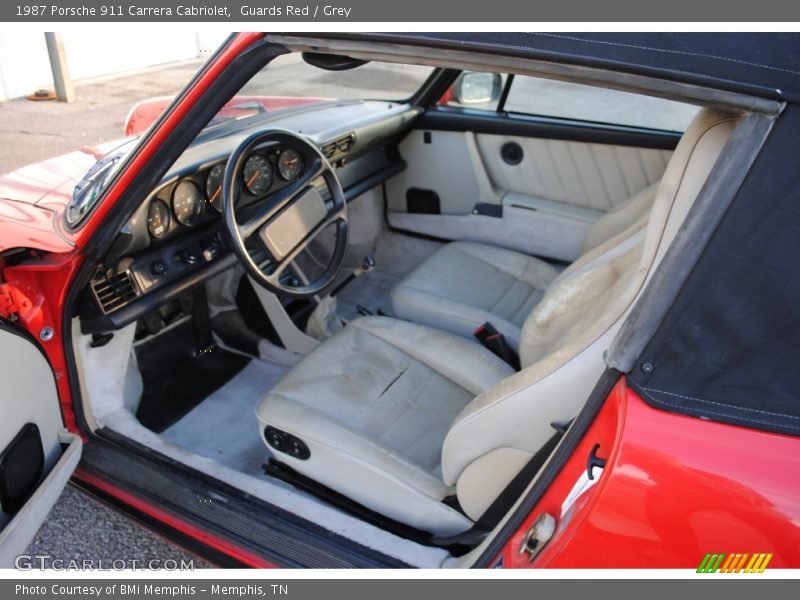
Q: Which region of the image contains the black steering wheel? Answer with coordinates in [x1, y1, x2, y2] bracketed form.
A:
[222, 129, 348, 298]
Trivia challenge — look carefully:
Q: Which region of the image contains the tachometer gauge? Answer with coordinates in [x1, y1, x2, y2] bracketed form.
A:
[278, 148, 304, 181]
[172, 179, 203, 226]
[205, 163, 226, 212]
[147, 199, 170, 239]
[242, 153, 273, 195]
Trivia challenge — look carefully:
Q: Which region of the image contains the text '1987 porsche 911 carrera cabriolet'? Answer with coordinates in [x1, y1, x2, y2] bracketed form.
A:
[0, 32, 798, 569]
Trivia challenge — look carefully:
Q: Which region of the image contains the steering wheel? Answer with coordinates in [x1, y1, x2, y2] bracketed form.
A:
[222, 129, 348, 298]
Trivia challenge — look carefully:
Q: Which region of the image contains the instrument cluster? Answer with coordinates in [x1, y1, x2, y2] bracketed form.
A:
[146, 146, 305, 240]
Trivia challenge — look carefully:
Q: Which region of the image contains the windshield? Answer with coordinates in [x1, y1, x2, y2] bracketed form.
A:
[66, 140, 135, 226]
[66, 54, 434, 227]
[206, 54, 435, 129]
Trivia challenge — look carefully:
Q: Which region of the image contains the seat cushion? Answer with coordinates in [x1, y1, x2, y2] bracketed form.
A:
[256, 316, 513, 535]
[391, 241, 559, 350]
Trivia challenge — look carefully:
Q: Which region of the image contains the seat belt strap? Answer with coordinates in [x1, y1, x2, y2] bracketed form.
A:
[472, 426, 565, 532]
[474, 322, 521, 370]
[432, 421, 570, 548]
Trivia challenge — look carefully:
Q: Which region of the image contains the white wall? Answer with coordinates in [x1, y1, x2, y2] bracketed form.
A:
[0, 31, 228, 101]
[0, 33, 53, 101]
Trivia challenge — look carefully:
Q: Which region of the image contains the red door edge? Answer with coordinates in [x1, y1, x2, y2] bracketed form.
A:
[74, 468, 278, 568]
[501, 377, 800, 568]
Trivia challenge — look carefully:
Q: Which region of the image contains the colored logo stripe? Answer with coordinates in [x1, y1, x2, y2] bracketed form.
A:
[697, 553, 772, 573]
[697, 553, 725, 573]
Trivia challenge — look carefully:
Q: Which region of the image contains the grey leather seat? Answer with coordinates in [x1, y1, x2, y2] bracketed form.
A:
[256, 109, 738, 535]
[390, 183, 659, 350]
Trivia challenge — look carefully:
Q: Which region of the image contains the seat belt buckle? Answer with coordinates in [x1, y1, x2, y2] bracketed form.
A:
[474, 322, 521, 370]
[473, 323, 490, 339]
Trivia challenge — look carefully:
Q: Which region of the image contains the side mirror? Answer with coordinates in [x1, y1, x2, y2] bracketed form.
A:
[452, 71, 503, 105]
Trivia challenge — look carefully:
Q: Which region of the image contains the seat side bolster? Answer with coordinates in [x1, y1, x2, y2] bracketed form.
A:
[351, 316, 515, 396]
[256, 394, 474, 535]
[441, 333, 613, 486]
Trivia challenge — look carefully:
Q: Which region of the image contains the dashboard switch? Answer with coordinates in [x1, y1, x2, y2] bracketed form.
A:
[150, 261, 167, 276]
[175, 250, 200, 266]
[202, 243, 220, 262]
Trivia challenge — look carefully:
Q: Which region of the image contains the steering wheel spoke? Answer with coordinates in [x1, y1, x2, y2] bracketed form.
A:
[223, 129, 348, 298]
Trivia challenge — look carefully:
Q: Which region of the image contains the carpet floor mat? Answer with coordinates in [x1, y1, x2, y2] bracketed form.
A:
[135, 320, 251, 433]
[161, 358, 288, 475]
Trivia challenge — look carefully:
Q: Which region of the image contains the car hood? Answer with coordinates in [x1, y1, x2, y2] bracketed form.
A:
[0, 139, 132, 254]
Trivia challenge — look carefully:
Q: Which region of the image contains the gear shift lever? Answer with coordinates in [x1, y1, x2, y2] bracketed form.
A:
[330, 255, 375, 297]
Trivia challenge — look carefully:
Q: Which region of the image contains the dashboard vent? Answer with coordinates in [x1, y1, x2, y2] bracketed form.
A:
[92, 271, 137, 314]
[320, 132, 355, 160]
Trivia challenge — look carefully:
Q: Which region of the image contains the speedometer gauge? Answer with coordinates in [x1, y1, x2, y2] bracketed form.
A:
[278, 149, 303, 181]
[147, 199, 170, 239]
[205, 163, 225, 212]
[172, 179, 203, 226]
[242, 154, 273, 195]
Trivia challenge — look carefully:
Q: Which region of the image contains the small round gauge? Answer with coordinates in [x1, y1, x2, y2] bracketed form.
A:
[242, 153, 273, 195]
[147, 199, 171, 239]
[278, 148, 304, 181]
[172, 179, 203, 226]
[205, 163, 226, 212]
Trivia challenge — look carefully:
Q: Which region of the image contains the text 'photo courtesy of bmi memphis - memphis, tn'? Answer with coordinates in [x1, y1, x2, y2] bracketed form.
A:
[0, 32, 798, 569]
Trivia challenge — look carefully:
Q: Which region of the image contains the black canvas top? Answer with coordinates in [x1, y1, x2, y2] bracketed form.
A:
[628, 103, 800, 436]
[338, 33, 800, 103]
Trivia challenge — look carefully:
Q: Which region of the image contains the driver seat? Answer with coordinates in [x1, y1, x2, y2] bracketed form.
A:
[255, 109, 738, 535]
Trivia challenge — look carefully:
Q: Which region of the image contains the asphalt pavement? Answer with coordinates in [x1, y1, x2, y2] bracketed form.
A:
[25, 486, 212, 569]
[0, 59, 203, 173]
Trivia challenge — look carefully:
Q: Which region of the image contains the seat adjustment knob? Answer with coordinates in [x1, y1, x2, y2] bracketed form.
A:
[264, 426, 310, 460]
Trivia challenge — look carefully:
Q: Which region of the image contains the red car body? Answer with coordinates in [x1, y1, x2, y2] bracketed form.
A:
[1, 31, 798, 569]
[124, 95, 328, 137]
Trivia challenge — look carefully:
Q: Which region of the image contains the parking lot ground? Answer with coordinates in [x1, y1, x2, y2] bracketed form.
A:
[25, 485, 213, 569]
[0, 59, 203, 173]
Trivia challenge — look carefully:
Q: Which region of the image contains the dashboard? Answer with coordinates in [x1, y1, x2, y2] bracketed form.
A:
[145, 144, 309, 242]
[145, 146, 305, 241]
[80, 100, 421, 333]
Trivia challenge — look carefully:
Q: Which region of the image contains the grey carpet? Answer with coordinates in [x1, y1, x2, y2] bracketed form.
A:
[333, 231, 443, 321]
[335, 269, 400, 321]
[162, 358, 288, 477]
[373, 231, 443, 278]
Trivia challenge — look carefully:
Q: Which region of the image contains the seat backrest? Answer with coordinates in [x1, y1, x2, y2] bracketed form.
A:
[579, 182, 658, 255]
[441, 108, 742, 521]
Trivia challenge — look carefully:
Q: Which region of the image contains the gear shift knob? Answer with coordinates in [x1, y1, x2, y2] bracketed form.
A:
[361, 255, 376, 271]
[329, 255, 376, 297]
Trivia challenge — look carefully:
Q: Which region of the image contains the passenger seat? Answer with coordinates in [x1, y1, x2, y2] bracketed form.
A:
[390, 182, 658, 350]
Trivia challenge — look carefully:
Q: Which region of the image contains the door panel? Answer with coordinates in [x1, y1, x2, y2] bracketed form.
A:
[386, 112, 677, 262]
[475, 134, 672, 212]
[386, 129, 501, 216]
[0, 320, 81, 567]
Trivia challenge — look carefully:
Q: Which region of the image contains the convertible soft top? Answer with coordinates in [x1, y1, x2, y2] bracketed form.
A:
[334, 33, 800, 103]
